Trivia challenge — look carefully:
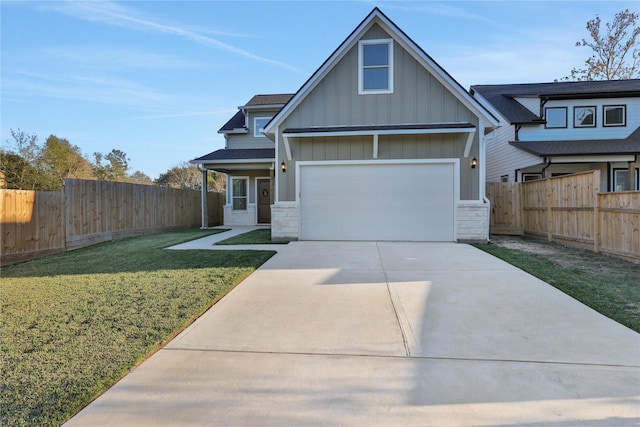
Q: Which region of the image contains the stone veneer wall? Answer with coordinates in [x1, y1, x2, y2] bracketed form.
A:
[223, 205, 256, 226]
[456, 201, 489, 242]
[271, 203, 299, 241]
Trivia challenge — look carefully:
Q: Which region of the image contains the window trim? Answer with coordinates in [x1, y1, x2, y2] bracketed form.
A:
[603, 105, 626, 127]
[612, 168, 639, 192]
[231, 176, 248, 210]
[358, 38, 394, 95]
[573, 106, 596, 128]
[544, 107, 567, 129]
[253, 117, 271, 138]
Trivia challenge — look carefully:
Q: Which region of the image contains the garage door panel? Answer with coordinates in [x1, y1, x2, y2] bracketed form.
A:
[300, 163, 455, 241]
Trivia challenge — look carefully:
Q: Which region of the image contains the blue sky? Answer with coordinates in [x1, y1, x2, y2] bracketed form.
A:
[2, 1, 637, 179]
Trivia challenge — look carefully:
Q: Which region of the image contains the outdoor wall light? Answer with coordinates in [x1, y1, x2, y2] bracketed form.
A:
[281, 161, 287, 173]
[470, 157, 478, 169]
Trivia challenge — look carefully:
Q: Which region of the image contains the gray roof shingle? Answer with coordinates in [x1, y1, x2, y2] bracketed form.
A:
[218, 110, 246, 133]
[471, 80, 640, 124]
[245, 94, 295, 107]
[192, 148, 275, 162]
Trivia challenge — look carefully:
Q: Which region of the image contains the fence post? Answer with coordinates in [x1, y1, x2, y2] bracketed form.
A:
[546, 177, 553, 242]
[593, 170, 601, 253]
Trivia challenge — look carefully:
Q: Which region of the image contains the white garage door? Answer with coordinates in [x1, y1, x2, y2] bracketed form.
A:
[299, 161, 456, 241]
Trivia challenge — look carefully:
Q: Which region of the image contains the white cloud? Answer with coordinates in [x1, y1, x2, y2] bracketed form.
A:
[39, 45, 200, 72]
[3, 71, 170, 108]
[41, 1, 301, 73]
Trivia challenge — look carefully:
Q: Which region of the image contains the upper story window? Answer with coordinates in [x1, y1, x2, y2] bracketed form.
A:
[358, 39, 393, 94]
[544, 107, 567, 129]
[254, 117, 271, 137]
[574, 106, 596, 128]
[603, 105, 626, 127]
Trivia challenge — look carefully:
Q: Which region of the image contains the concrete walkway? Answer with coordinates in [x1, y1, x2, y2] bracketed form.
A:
[66, 239, 640, 426]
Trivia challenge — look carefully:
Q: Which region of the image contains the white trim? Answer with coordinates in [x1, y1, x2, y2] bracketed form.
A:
[283, 135, 293, 161]
[254, 116, 272, 137]
[243, 104, 287, 111]
[372, 134, 379, 159]
[195, 158, 274, 166]
[231, 176, 249, 211]
[284, 125, 475, 138]
[275, 129, 280, 203]
[358, 38, 394, 95]
[463, 130, 476, 158]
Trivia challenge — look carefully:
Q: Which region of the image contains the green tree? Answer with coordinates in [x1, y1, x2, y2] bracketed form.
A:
[566, 9, 639, 81]
[40, 135, 95, 189]
[0, 151, 53, 190]
[93, 149, 130, 182]
[129, 170, 153, 185]
[155, 162, 225, 191]
[1, 129, 46, 189]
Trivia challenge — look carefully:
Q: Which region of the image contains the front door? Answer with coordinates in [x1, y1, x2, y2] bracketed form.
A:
[257, 179, 271, 224]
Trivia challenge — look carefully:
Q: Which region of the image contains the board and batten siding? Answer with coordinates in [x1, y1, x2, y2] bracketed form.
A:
[227, 109, 281, 149]
[277, 23, 481, 202]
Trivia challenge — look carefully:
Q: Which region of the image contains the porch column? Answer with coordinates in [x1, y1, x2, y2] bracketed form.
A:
[628, 161, 636, 191]
[200, 168, 208, 229]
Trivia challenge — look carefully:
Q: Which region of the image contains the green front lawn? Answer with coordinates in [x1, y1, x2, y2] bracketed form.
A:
[1, 229, 276, 427]
[215, 228, 286, 245]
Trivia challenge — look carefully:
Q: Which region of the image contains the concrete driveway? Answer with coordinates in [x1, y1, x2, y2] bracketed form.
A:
[66, 240, 640, 426]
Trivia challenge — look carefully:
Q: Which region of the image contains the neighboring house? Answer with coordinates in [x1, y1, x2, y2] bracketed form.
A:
[192, 8, 499, 242]
[470, 80, 640, 191]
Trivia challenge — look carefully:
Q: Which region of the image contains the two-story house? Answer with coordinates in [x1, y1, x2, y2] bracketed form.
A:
[470, 80, 640, 191]
[192, 8, 500, 242]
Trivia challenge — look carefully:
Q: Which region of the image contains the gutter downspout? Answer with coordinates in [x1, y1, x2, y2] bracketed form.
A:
[197, 164, 208, 229]
[541, 157, 552, 178]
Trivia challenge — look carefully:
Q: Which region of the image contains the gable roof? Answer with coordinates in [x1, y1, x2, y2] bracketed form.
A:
[471, 80, 640, 125]
[264, 7, 498, 136]
[219, 93, 295, 134]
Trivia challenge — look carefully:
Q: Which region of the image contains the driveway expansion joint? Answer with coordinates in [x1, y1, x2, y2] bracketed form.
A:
[376, 242, 411, 357]
[162, 347, 640, 369]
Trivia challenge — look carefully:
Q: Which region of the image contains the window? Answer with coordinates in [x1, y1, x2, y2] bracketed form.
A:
[232, 178, 247, 210]
[613, 168, 639, 191]
[254, 117, 271, 137]
[544, 107, 567, 128]
[500, 175, 509, 182]
[603, 105, 626, 127]
[574, 106, 596, 128]
[522, 173, 542, 182]
[358, 39, 393, 94]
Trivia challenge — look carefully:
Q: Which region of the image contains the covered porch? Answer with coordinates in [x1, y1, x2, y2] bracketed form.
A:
[191, 148, 276, 228]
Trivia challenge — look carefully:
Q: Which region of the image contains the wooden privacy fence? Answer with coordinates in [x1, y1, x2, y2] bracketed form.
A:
[487, 170, 640, 261]
[1, 179, 224, 265]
